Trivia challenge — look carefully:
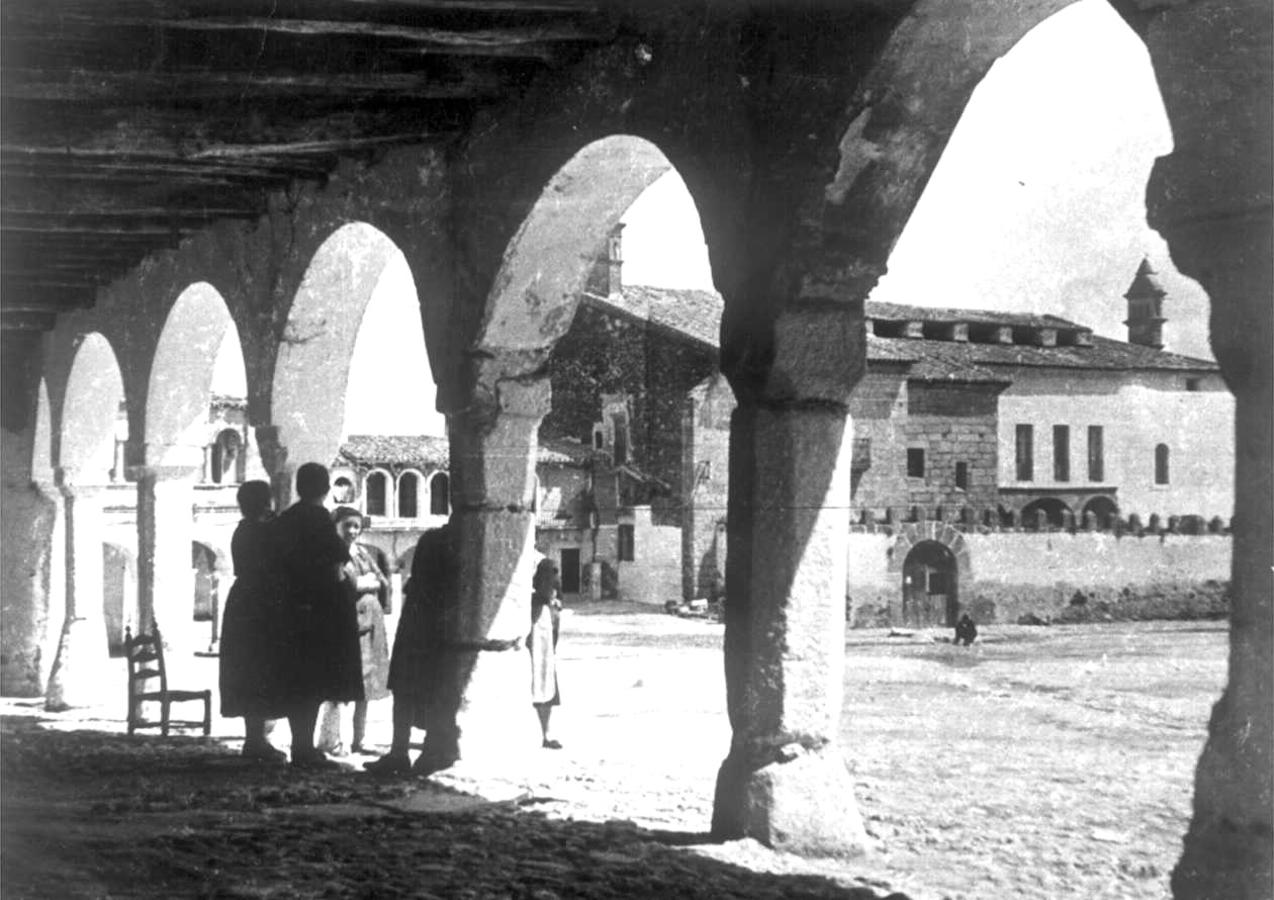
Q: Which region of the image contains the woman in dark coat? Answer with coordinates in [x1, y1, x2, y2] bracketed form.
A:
[316, 506, 391, 755]
[364, 521, 457, 775]
[218, 480, 287, 761]
[274, 462, 362, 768]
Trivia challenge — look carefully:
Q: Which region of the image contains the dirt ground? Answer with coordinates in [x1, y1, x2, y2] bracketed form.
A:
[1, 605, 1227, 899]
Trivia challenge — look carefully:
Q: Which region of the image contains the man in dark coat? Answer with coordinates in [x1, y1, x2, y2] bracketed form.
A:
[274, 462, 362, 768]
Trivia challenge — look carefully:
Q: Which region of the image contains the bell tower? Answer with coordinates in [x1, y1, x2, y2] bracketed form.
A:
[1123, 258, 1167, 349]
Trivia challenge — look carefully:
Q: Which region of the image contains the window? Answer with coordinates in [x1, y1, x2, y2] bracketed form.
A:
[906, 448, 925, 478]
[398, 472, 419, 518]
[365, 471, 387, 516]
[618, 524, 635, 562]
[611, 414, 628, 464]
[1015, 425, 1034, 482]
[1155, 443, 1170, 485]
[593, 427, 604, 449]
[560, 548, 581, 594]
[1053, 425, 1070, 482]
[332, 476, 355, 504]
[955, 461, 969, 490]
[210, 429, 242, 484]
[429, 472, 450, 515]
[1088, 426, 1104, 482]
[1185, 377, 1201, 392]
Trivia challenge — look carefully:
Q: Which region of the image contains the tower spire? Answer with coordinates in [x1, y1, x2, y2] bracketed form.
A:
[1123, 257, 1167, 349]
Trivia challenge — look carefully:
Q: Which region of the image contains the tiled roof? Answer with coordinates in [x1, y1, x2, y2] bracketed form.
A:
[587, 285, 1216, 377]
[866, 334, 1216, 374]
[336, 434, 593, 467]
[337, 434, 450, 467]
[864, 301, 1084, 330]
[586, 284, 722, 348]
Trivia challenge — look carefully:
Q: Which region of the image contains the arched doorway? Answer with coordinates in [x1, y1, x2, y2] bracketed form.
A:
[901, 540, 959, 628]
[1081, 495, 1119, 529]
[1021, 497, 1070, 530]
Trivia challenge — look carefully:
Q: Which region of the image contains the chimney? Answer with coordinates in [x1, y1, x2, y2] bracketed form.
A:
[1124, 257, 1167, 349]
[585, 223, 625, 297]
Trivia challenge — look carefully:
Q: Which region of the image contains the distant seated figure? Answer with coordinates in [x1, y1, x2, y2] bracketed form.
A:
[954, 613, 978, 647]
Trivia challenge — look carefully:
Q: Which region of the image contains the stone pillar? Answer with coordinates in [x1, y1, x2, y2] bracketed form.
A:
[43, 473, 111, 710]
[420, 376, 548, 768]
[1139, 2, 1273, 893]
[254, 425, 294, 511]
[713, 306, 868, 857]
[135, 461, 201, 661]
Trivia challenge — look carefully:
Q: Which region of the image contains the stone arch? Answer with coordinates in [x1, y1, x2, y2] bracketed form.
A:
[272, 223, 412, 478]
[210, 428, 243, 485]
[428, 471, 450, 516]
[1021, 497, 1071, 530]
[901, 540, 960, 628]
[364, 469, 391, 517]
[60, 333, 126, 483]
[473, 135, 672, 366]
[887, 524, 972, 628]
[331, 470, 358, 505]
[1081, 495, 1119, 529]
[397, 469, 422, 518]
[145, 282, 240, 471]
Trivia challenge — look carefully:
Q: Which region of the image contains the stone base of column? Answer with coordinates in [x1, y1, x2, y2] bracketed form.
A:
[712, 744, 870, 858]
[1172, 691, 1274, 898]
[43, 615, 110, 711]
[418, 644, 541, 773]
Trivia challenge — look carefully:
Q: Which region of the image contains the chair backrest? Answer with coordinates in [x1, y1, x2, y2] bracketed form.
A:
[124, 623, 168, 696]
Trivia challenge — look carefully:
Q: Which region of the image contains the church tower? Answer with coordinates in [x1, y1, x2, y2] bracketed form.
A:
[1123, 257, 1167, 349]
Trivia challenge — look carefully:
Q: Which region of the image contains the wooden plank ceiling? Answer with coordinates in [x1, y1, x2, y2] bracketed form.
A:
[0, 0, 612, 332]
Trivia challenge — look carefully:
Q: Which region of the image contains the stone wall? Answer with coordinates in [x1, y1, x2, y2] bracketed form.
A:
[617, 506, 683, 606]
[847, 529, 1232, 626]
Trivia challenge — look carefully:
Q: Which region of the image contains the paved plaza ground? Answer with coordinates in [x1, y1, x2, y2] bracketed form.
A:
[1, 604, 1227, 898]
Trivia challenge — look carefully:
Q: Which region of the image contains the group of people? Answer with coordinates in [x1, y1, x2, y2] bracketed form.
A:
[218, 461, 562, 773]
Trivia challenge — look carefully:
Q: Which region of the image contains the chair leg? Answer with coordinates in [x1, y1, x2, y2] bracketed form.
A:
[202, 696, 211, 736]
[161, 700, 171, 737]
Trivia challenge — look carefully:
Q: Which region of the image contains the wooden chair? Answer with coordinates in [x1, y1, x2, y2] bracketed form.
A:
[125, 622, 212, 736]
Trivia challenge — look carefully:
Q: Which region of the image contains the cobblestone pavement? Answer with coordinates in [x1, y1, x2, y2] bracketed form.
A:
[1, 608, 1226, 899]
[1, 720, 906, 899]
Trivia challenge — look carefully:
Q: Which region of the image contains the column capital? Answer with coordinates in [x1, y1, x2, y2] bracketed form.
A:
[757, 303, 866, 408]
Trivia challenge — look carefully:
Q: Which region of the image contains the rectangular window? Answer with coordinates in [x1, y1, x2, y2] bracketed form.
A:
[1053, 425, 1070, 482]
[955, 461, 969, 490]
[1155, 443, 1170, 485]
[1015, 424, 1034, 482]
[610, 414, 628, 464]
[906, 447, 926, 478]
[1088, 426, 1104, 482]
[618, 524, 635, 562]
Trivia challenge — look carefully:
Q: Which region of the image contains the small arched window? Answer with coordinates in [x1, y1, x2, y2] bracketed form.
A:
[366, 471, 388, 516]
[1154, 443, 1170, 485]
[211, 428, 242, 484]
[398, 472, 419, 518]
[332, 476, 355, 504]
[429, 472, 450, 516]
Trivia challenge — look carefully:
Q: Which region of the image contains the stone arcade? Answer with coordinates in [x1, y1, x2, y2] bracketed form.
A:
[0, 2, 1268, 895]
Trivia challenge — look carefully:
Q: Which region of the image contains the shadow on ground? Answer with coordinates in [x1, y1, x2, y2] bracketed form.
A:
[2, 718, 907, 899]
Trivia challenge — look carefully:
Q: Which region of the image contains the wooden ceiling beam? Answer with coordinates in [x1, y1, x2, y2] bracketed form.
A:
[2, 68, 509, 103]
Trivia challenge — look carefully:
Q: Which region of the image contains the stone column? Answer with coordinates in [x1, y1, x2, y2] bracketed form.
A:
[1137, 3, 1273, 895]
[43, 472, 111, 710]
[420, 376, 548, 768]
[713, 306, 869, 857]
[253, 425, 294, 511]
[135, 460, 201, 661]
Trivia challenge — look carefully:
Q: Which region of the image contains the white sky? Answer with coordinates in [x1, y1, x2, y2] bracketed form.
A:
[219, 0, 1212, 434]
